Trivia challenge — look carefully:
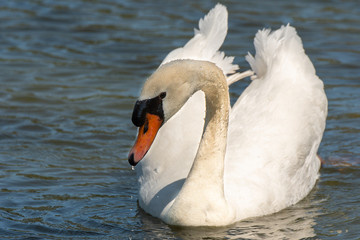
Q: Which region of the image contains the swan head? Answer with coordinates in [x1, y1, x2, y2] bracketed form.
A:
[128, 60, 224, 166]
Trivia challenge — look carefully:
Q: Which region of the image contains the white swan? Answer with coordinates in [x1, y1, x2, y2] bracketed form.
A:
[128, 4, 327, 226]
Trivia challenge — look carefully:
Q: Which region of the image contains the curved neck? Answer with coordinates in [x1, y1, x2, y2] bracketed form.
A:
[189, 80, 230, 187]
[163, 64, 233, 226]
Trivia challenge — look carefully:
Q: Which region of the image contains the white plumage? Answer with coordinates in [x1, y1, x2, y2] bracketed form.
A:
[161, 4, 247, 78]
[132, 4, 327, 226]
[225, 25, 327, 220]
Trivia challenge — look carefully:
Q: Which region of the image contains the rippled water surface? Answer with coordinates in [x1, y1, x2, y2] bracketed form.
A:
[0, 0, 359, 239]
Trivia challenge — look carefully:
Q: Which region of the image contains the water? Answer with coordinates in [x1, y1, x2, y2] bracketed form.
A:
[0, 0, 359, 239]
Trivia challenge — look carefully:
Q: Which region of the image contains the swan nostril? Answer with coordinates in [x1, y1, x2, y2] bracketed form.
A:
[143, 120, 149, 134]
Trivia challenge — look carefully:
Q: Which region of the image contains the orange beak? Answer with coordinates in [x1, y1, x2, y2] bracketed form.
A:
[128, 113, 163, 166]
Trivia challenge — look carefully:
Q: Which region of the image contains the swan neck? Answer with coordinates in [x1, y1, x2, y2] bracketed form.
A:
[192, 82, 230, 181]
[164, 63, 233, 226]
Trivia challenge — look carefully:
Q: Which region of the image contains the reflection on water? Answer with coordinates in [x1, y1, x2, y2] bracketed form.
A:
[0, 0, 359, 239]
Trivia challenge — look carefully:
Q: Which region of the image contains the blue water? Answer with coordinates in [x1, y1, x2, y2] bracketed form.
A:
[0, 0, 359, 239]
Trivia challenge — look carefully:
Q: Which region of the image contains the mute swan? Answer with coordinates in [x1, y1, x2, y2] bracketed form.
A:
[128, 4, 327, 226]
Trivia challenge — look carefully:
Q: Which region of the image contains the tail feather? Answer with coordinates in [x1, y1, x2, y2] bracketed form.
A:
[246, 24, 312, 79]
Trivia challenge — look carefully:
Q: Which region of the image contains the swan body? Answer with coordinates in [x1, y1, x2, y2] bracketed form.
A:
[128, 4, 327, 226]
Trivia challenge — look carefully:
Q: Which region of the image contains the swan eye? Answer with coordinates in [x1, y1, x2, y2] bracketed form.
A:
[159, 92, 166, 99]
